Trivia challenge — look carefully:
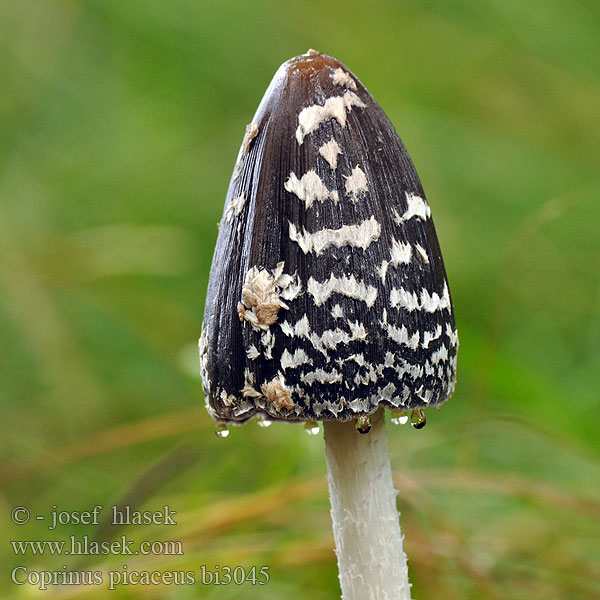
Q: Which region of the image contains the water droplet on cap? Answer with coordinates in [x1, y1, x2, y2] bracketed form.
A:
[410, 409, 426, 429]
[355, 415, 371, 434]
[215, 423, 229, 438]
[304, 421, 320, 435]
[257, 418, 272, 428]
[391, 410, 409, 425]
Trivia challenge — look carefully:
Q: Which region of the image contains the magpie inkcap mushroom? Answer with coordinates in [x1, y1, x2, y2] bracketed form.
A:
[199, 49, 459, 600]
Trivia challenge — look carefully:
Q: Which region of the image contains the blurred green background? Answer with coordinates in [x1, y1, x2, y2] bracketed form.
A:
[1, 0, 599, 598]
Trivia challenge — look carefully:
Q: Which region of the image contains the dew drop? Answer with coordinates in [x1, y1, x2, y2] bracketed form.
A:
[391, 410, 409, 425]
[356, 415, 371, 434]
[215, 423, 229, 438]
[410, 409, 426, 429]
[304, 421, 320, 435]
[257, 418, 272, 428]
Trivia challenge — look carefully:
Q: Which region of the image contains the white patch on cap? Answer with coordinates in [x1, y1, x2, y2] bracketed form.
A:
[344, 353, 366, 367]
[288, 216, 381, 255]
[241, 369, 261, 399]
[219, 389, 236, 407]
[415, 243, 430, 264]
[382, 382, 397, 398]
[224, 193, 246, 224]
[393, 192, 431, 224]
[296, 91, 366, 145]
[378, 239, 413, 281]
[344, 165, 368, 199]
[284, 170, 339, 208]
[309, 321, 367, 354]
[280, 278, 302, 301]
[307, 274, 378, 307]
[315, 328, 350, 351]
[377, 260, 390, 282]
[382, 322, 420, 349]
[246, 344, 260, 360]
[232, 399, 254, 417]
[445, 323, 459, 347]
[280, 314, 311, 337]
[422, 324, 442, 349]
[281, 348, 312, 371]
[348, 321, 367, 340]
[391, 240, 413, 263]
[384, 350, 395, 367]
[301, 367, 342, 385]
[430, 345, 449, 364]
[389, 288, 419, 311]
[395, 359, 423, 380]
[389, 282, 450, 313]
[353, 363, 379, 386]
[273, 264, 302, 301]
[420, 283, 451, 312]
[280, 317, 367, 356]
[418, 388, 434, 404]
[318, 138, 342, 170]
[331, 304, 344, 319]
[324, 398, 347, 416]
[331, 68, 357, 90]
[260, 329, 275, 359]
[348, 398, 370, 412]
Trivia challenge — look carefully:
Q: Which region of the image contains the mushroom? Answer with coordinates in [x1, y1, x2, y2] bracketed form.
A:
[200, 50, 458, 600]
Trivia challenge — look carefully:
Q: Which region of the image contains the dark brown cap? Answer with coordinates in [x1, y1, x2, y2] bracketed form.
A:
[200, 51, 458, 424]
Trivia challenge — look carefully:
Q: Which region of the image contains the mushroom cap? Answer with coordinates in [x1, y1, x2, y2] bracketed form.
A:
[200, 51, 458, 423]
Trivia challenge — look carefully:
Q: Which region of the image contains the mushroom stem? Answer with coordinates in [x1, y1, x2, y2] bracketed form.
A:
[323, 407, 412, 600]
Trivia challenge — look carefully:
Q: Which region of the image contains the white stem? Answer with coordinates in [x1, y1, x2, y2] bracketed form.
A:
[323, 408, 412, 600]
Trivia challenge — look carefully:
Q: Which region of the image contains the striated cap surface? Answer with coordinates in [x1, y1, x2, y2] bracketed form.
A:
[200, 51, 458, 423]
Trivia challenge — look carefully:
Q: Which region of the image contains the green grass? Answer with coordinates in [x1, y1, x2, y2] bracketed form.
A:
[1, 1, 599, 598]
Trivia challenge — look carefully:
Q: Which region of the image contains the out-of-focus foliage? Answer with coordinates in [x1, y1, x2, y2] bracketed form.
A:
[1, 1, 598, 598]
